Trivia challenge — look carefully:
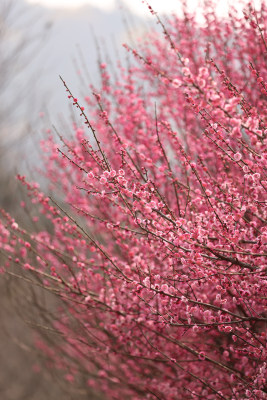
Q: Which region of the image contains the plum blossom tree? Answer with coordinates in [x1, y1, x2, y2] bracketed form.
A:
[0, 1, 266, 399]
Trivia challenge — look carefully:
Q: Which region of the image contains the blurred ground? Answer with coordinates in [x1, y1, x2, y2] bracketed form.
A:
[0, 278, 70, 400]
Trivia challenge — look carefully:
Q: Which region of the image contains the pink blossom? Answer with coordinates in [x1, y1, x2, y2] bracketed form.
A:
[234, 152, 242, 161]
[0, 2, 266, 399]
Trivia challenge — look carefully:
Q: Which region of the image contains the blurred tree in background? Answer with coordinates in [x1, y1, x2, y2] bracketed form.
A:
[0, 2, 60, 400]
[0, 0, 51, 211]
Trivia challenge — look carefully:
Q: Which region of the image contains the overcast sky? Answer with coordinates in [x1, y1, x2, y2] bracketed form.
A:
[25, 0, 264, 22]
[26, 0, 196, 15]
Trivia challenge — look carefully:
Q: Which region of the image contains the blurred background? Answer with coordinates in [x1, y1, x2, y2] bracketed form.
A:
[0, 0, 252, 398]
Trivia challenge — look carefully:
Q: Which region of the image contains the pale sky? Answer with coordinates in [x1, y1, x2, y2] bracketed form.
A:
[25, 0, 262, 19]
[25, 0, 223, 16]
[26, 0, 185, 13]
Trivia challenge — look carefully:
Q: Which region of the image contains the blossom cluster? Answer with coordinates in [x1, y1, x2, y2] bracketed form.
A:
[0, 1, 266, 399]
